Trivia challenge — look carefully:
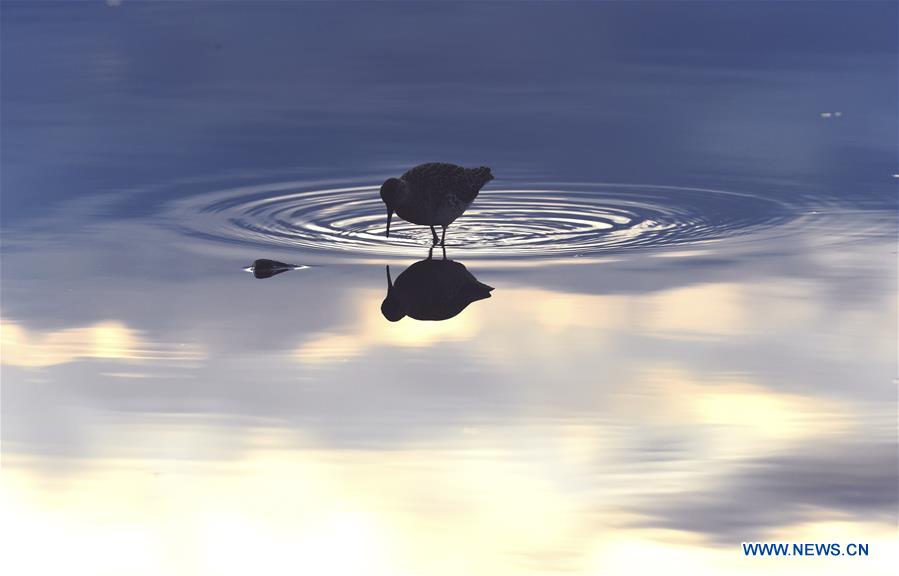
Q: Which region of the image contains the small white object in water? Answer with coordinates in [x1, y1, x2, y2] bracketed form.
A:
[820, 111, 843, 119]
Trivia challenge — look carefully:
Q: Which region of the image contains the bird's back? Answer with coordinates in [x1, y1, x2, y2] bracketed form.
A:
[402, 163, 493, 203]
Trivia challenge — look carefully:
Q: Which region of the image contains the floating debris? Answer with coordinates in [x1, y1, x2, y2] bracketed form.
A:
[244, 259, 308, 279]
[820, 111, 843, 118]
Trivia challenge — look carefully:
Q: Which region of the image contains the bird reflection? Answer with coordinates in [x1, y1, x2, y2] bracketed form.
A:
[245, 259, 306, 279]
[381, 251, 494, 322]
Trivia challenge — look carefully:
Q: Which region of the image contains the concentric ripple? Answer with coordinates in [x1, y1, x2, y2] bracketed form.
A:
[164, 179, 798, 260]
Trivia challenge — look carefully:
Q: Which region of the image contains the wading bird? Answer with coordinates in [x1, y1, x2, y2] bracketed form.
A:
[380, 162, 493, 246]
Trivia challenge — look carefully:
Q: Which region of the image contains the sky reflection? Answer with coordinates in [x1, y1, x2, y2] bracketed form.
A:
[2, 1, 896, 575]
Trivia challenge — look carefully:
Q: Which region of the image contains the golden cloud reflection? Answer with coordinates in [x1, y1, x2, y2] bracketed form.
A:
[0, 319, 205, 367]
[2, 424, 894, 576]
[294, 289, 479, 363]
[294, 279, 814, 364]
[614, 366, 856, 462]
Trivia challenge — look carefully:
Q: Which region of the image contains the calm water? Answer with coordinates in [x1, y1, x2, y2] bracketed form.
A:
[2, 2, 897, 574]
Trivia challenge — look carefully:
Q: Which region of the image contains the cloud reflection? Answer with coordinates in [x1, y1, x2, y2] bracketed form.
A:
[294, 290, 482, 364]
[640, 442, 898, 543]
[3, 425, 896, 576]
[1, 319, 205, 367]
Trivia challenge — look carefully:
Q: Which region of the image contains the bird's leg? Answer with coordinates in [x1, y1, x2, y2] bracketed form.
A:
[430, 225, 439, 246]
[440, 225, 447, 247]
[441, 244, 447, 260]
[427, 245, 434, 260]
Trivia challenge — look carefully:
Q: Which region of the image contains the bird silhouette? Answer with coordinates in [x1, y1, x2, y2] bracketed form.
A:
[381, 253, 494, 322]
[380, 162, 493, 246]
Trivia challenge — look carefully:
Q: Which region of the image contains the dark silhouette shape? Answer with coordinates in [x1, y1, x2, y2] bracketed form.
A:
[381, 253, 494, 322]
[246, 259, 303, 279]
[380, 162, 493, 246]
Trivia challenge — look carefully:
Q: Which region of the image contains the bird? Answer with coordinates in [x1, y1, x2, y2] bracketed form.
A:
[381, 255, 494, 322]
[380, 162, 494, 246]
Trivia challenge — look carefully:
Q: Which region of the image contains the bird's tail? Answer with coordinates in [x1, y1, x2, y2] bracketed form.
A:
[461, 281, 494, 303]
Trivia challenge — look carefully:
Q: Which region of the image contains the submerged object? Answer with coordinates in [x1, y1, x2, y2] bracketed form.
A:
[380, 162, 494, 246]
[381, 256, 494, 322]
[245, 259, 306, 279]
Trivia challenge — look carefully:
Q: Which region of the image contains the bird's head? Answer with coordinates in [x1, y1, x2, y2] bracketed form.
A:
[380, 178, 402, 237]
[380, 295, 405, 322]
[381, 265, 405, 321]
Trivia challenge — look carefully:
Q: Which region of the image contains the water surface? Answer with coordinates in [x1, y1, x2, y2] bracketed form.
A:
[2, 2, 896, 575]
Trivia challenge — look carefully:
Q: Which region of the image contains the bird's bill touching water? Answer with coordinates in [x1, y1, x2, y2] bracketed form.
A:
[385, 209, 394, 237]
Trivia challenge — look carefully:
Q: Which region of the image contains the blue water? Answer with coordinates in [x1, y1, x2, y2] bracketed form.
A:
[2, 3, 896, 575]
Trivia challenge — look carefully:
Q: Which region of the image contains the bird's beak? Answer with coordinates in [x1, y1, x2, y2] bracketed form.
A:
[386, 209, 394, 238]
